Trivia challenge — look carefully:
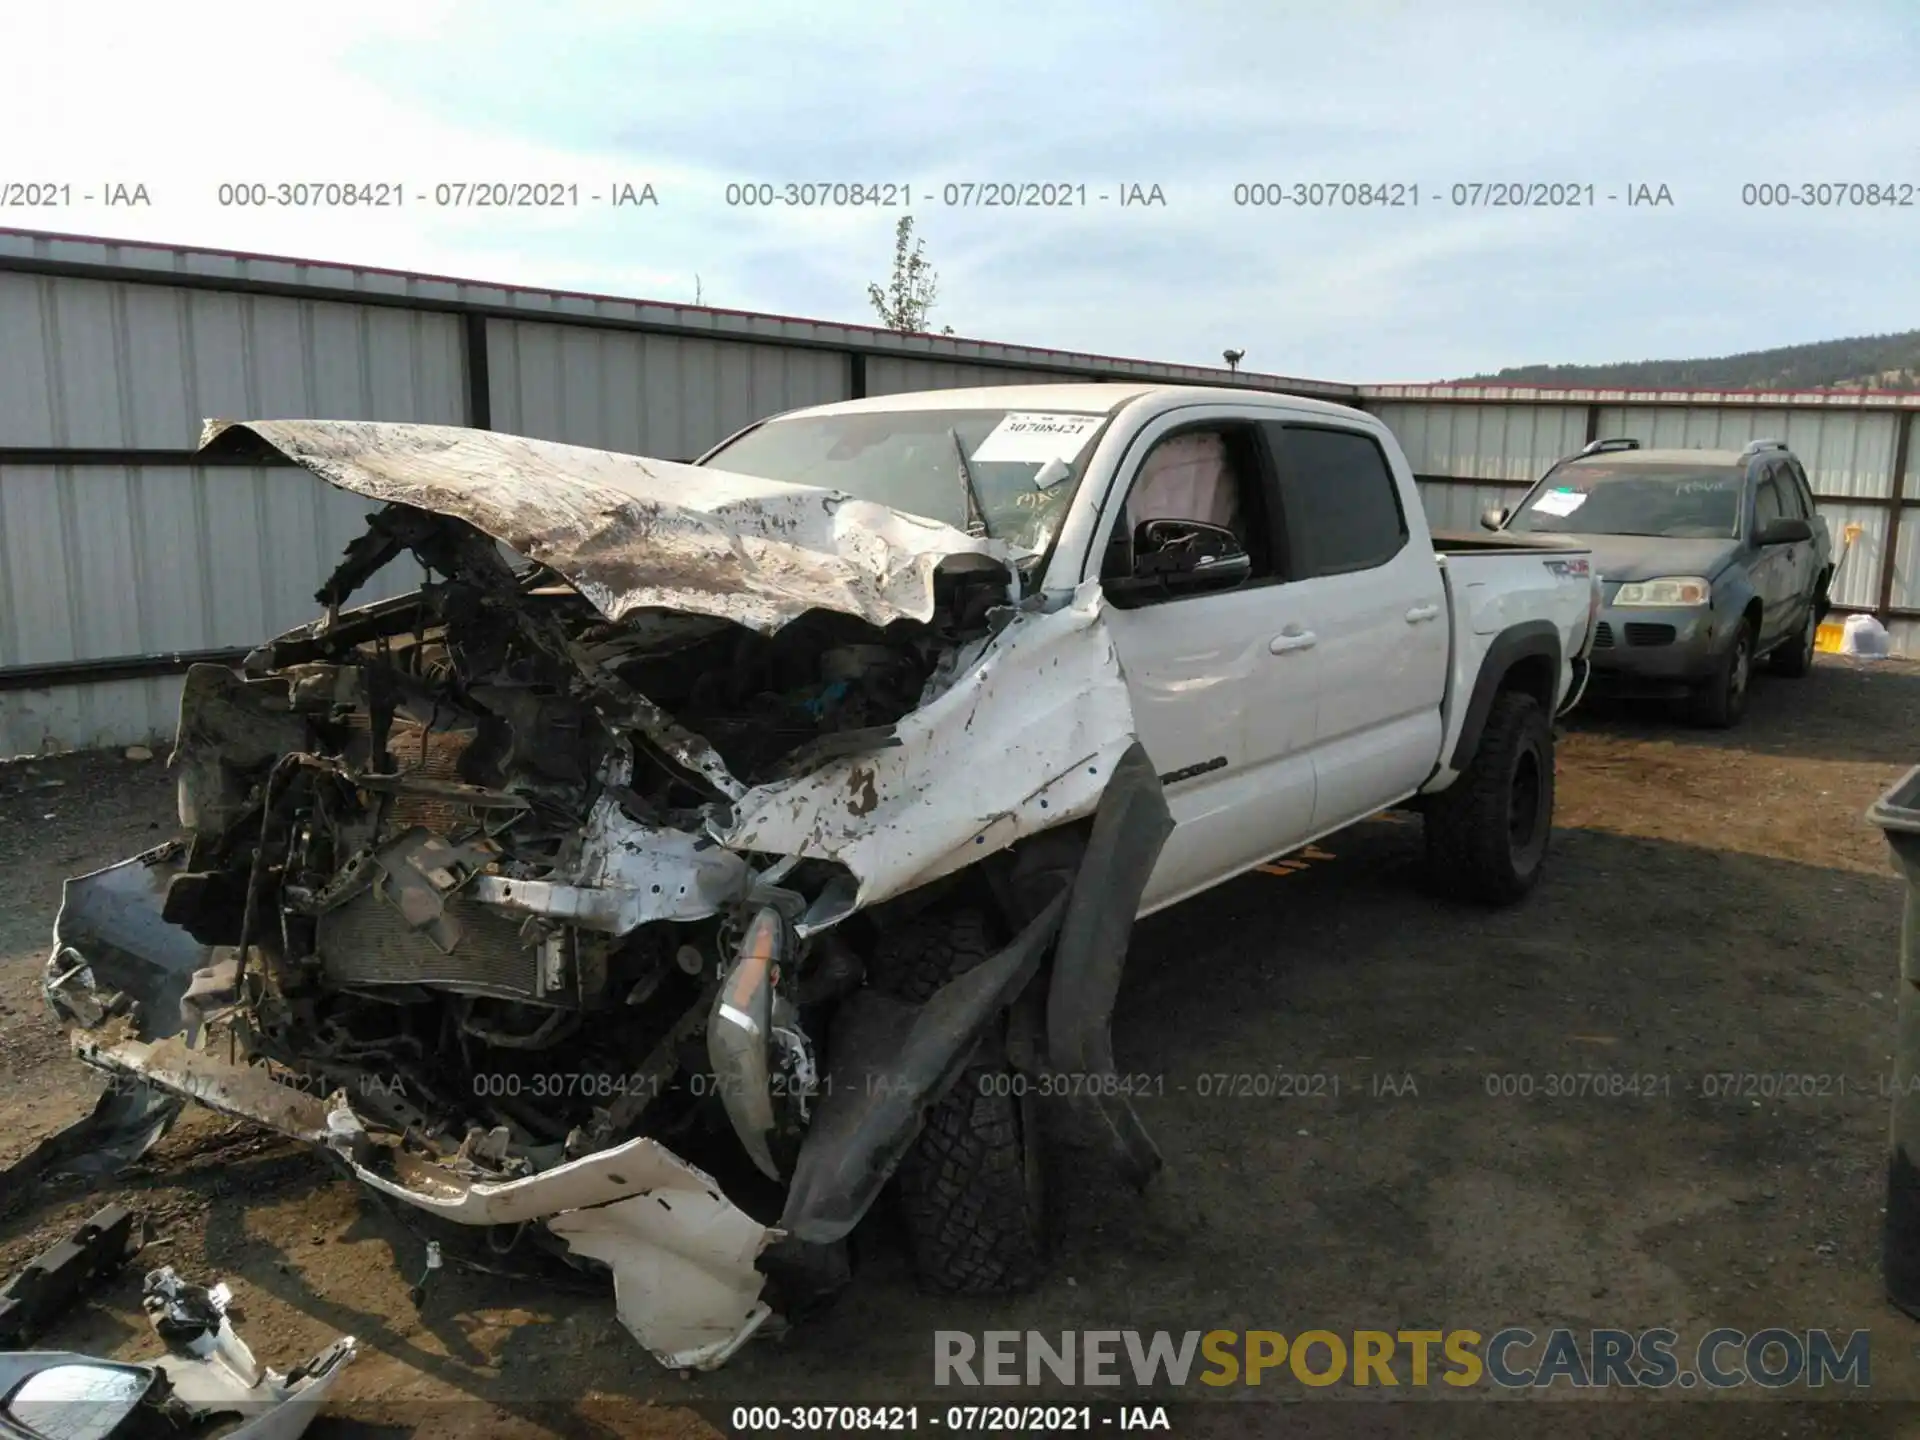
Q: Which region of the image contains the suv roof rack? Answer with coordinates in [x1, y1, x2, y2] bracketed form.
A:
[1740, 437, 1788, 456]
[1579, 437, 1641, 456]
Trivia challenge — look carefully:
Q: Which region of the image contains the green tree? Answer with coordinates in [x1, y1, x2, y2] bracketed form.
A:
[868, 215, 954, 335]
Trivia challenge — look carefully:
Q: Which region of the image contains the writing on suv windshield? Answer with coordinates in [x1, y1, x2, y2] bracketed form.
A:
[699, 408, 1108, 551]
[1506, 464, 1744, 539]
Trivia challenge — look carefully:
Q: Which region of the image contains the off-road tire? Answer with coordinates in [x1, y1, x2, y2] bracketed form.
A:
[1688, 620, 1754, 727]
[1423, 689, 1554, 905]
[874, 910, 1047, 1295]
[1770, 599, 1817, 678]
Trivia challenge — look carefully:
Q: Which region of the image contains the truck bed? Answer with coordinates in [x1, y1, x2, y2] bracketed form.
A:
[1431, 529, 1586, 554]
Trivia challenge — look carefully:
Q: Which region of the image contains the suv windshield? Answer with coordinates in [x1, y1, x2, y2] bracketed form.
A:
[1506, 463, 1745, 539]
[698, 407, 1110, 552]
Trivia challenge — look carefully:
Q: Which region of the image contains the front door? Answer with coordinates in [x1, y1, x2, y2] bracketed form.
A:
[1090, 410, 1319, 913]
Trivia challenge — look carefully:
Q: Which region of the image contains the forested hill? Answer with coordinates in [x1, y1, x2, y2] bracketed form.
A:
[1459, 331, 1920, 391]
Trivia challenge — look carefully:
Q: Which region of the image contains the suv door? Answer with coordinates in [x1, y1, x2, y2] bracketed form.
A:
[1773, 458, 1821, 620]
[1750, 465, 1793, 644]
[1092, 409, 1318, 912]
[1261, 421, 1450, 829]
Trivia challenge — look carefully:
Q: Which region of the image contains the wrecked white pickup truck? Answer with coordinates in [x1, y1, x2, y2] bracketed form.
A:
[35, 383, 1598, 1370]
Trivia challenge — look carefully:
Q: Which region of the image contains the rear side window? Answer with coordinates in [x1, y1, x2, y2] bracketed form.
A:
[1778, 461, 1812, 518]
[1755, 474, 1784, 528]
[1263, 424, 1408, 577]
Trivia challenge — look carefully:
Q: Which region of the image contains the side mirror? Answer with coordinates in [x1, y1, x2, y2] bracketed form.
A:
[1107, 519, 1252, 602]
[1480, 506, 1508, 531]
[1756, 517, 1812, 546]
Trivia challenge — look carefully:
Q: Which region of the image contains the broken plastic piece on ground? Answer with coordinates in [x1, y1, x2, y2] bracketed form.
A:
[0, 1205, 138, 1346]
[0, 1266, 355, 1440]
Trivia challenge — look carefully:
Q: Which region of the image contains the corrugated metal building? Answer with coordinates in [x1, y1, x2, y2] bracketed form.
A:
[3, 227, 1916, 753]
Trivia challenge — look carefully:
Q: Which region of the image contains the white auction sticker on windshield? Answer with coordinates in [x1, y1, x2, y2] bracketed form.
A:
[1531, 488, 1588, 517]
[970, 412, 1104, 464]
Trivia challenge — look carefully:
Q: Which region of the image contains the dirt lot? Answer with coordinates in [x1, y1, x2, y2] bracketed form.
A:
[4, 656, 1920, 1438]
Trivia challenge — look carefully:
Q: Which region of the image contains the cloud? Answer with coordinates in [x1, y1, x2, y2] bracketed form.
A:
[4, 1, 1917, 376]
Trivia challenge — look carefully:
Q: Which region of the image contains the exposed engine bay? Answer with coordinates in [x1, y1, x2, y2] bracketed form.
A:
[36, 420, 1170, 1372]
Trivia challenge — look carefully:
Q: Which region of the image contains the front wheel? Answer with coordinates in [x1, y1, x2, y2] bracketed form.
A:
[1423, 689, 1554, 905]
[873, 910, 1047, 1295]
[1689, 622, 1754, 727]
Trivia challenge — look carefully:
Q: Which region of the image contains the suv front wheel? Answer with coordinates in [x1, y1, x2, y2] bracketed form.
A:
[1689, 621, 1754, 727]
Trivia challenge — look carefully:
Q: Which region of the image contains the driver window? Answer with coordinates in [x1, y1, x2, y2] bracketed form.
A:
[1101, 424, 1274, 583]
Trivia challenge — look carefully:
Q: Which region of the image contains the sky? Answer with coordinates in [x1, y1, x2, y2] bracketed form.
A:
[3, 0, 1918, 384]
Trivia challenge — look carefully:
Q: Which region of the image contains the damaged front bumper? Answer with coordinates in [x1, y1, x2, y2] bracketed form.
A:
[73, 1031, 776, 1372]
[1, 1265, 354, 1440]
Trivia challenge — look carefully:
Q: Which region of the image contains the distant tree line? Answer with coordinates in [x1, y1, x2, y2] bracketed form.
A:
[1460, 330, 1920, 391]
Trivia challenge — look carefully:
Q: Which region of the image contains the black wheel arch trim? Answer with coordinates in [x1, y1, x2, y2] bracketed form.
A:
[1448, 620, 1562, 773]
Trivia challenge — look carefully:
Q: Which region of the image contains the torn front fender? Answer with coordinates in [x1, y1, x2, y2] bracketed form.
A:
[717, 582, 1136, 922]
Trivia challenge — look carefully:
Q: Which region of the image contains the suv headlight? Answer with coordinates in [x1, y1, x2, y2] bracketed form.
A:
[1613, 576, 1710, 607]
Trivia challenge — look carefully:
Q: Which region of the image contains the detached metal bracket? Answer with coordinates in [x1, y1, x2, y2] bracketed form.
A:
[0, 1204, 139, 1345]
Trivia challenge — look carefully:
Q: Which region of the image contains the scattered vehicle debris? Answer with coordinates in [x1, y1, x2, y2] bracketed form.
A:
[0, 1266, 355, 1440]
[0, 1207, 137, 1347]
[33, 387, 1596, 1371]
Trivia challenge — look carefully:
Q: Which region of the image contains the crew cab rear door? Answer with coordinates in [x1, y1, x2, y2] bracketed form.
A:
[1259, 420, 1450, 830]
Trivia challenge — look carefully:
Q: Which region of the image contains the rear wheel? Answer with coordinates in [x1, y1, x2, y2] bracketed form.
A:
[1424, 689, 1554, 905]
[874, 910, 1047, 1295]
[1770, 600, 1817, 678]
[1689, 621, 1754, 727]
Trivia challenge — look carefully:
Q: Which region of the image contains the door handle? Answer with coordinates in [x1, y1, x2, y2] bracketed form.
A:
[1405, 603, 1441, 623]
[1269, 628, 1317, 654]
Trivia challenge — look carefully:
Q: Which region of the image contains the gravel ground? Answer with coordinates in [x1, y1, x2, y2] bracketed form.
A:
[2, 655, 1919, 1438]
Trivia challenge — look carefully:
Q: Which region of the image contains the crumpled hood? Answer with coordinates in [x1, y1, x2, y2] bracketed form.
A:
[198, 419, 1016, 633]
[1580, 534, 1742, 588]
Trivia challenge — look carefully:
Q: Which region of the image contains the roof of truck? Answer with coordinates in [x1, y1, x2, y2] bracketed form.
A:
[776, 382, 1371, 422]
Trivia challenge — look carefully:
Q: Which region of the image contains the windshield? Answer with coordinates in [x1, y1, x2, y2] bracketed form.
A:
[698, 407, 1111, 552]
[1506, 463, 1744, 539]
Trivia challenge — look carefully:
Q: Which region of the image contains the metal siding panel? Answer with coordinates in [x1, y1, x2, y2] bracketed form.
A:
[1416, 479, 1528, 533]
[483, 321, 851, 460]
[65, 467, 146, 659]
[1377, 402, 1585, 482]
[864, 356, 1087, 396]
[0, 276, 58, 444]
[715, 343, 756, 451]
[1597, 406, 1897, 497]
[1817, 503, 1896, 610]
[0, 465, 76, 665]
[643, 334, 690, 460]
[0, 463, 423, 672]
[0, 675, 187, 757]
[1886, 618, 1920, 660]
[0, 274, 464, 448]
[1891, 507, 1920, 612]
[597, 332, 646, 455]
[130, 468, 216, 651]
